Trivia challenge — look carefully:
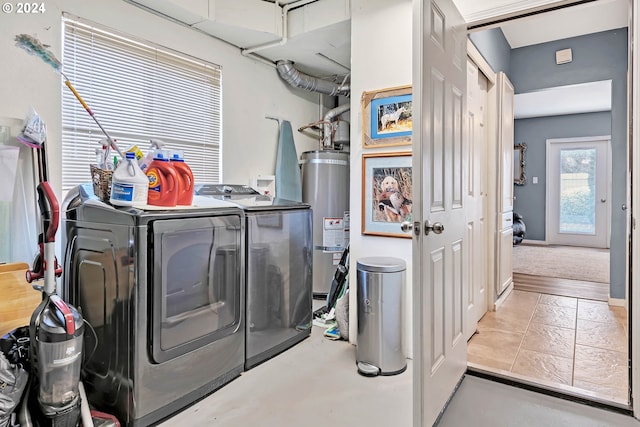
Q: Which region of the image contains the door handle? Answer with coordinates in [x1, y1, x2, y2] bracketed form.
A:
[425, 220, 444, 236]
[601, 198, 607, 203]
[401, 221, 420, 236]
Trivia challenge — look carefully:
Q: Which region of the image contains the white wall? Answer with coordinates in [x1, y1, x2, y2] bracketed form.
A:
[349, 0, 413, 357]
[0, 0, 324, 262]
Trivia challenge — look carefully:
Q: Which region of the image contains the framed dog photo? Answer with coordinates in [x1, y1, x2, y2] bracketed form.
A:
[362, 152, 413, 238]
[362, 85, 412, 148]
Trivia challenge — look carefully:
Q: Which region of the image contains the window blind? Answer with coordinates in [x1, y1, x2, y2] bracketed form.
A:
[61, 17, 222, 191]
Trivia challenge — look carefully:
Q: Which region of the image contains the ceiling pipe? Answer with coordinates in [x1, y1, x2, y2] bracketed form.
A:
[240, 0, 318, 58]
[276, 60, 350, 97]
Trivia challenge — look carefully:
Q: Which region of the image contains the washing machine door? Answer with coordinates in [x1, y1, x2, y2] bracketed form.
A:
[149, 213, 244, 363]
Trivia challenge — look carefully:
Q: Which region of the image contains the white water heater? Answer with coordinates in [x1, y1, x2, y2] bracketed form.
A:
[300, 150, 350, 297]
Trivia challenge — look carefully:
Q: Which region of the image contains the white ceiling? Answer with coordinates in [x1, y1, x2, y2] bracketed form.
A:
[499, 0, 628, 49]
[125, 0, 629, 80]
[126, 0, 352, 78]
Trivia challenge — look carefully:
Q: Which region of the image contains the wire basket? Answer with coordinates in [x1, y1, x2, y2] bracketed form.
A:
[90, 164, 113, 202]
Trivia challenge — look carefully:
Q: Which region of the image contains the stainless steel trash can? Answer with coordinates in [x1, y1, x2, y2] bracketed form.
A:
[356, 257, 406, 377]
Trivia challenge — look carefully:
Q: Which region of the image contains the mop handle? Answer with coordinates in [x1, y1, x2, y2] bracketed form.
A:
[64, 79, 125, 158]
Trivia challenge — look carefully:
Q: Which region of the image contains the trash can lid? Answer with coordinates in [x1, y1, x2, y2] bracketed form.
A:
[357, 257, 406, 273]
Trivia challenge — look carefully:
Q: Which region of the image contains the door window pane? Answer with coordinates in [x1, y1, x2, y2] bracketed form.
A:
[559, 148, 596, 234]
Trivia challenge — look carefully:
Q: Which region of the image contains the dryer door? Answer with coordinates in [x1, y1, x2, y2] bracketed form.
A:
[149, 214, 243, 363]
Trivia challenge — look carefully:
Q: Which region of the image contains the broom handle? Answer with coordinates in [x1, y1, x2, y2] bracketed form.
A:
[64, 79, 125, 158]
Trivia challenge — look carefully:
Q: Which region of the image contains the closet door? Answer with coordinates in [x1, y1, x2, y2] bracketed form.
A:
[465, 58, 489, 339]
[496, 72, 514, 295]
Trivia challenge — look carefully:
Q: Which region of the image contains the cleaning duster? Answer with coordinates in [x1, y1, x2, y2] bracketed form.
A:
[14, 33, 125, 158]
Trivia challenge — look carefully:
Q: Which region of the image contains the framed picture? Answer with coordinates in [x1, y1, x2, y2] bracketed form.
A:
[362, 152, 413, 238]
[362, 85, 412, 148]
[514, 142, 527, 185]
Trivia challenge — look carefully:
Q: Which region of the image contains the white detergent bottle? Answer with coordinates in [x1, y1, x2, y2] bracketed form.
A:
[110, 151, 149, 207]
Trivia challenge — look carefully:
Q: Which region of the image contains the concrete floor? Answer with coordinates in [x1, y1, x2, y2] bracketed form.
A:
[158, 320, 640, 427]
[159, 325, 413, 426]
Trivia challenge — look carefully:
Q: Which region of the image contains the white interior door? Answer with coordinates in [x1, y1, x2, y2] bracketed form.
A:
[498, 73, 514, 215]
[464, 58, 488, 340]
[412, 0, 468, 425]
[546, 137, 611, 248]
[496, 72, 514, 296]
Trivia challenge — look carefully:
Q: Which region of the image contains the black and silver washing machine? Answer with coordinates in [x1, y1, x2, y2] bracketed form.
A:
[195, 184, 312, 370]
[62, 184, 246, 426]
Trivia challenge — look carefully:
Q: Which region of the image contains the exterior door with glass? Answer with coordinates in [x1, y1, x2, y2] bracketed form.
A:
[546, 137, 611, 248]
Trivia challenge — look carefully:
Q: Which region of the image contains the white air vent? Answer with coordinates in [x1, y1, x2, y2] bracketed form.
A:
[556, 48, 573, 65]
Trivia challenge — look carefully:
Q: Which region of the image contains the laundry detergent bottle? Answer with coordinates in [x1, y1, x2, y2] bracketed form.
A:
[171, 150, 194, 206]
[146, 149, 179, 207]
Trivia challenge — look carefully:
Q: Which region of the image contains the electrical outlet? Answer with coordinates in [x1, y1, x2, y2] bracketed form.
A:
[532, 176, 538, 184]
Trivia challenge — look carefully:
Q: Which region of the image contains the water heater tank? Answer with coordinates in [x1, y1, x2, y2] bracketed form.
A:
[300, 150, 350, 297]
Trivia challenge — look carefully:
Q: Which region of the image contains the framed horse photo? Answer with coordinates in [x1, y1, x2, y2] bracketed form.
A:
[362, 85, 412, 148]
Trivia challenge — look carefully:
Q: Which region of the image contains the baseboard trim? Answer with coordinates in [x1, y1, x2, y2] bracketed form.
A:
[493, 282, 514, 311]
[519, 239, 547, 246]
[609, 297, 626, 307]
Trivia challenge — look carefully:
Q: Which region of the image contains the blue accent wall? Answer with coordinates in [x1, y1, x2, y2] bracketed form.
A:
[468, 28, 511, 75]
[510, 28, 628, 299]
[513, 111, 611, 239]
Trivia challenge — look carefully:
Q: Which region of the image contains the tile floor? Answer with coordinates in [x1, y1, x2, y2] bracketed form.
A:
[468, 289, 629, 404]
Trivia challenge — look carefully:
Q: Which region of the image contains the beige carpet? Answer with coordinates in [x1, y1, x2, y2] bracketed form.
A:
[512, 245, 610, 283]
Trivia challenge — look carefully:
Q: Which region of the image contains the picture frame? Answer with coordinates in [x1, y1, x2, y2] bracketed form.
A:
[362, 85, 412, 148]
[514, 142, 527, 185]
[362, 152, 413, 238]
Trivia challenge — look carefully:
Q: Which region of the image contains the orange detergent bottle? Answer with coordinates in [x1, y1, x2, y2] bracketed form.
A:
[171, 150, 194, 206]
[146, 150, 179, 207]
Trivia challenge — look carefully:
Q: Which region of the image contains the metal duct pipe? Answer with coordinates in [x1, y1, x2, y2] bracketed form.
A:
[276, 60, 350, 97]
[323, 103, 350, 148]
